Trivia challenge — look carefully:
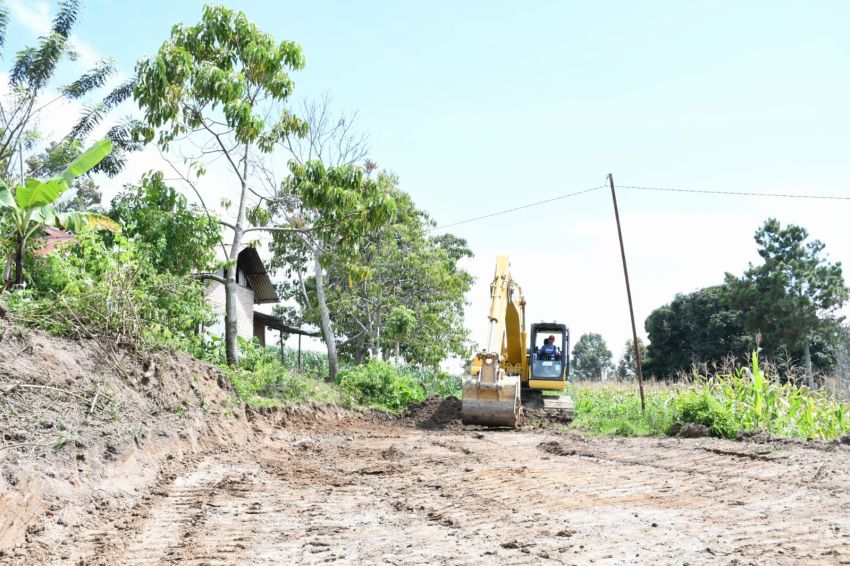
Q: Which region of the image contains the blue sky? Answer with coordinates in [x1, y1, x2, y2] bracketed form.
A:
[6, 1, 850, 362]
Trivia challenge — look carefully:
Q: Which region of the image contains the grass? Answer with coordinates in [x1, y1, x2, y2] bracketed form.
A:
[568, 381, 675, 436]
[220, 340, 462, 413]
[568, 352, 850, 440]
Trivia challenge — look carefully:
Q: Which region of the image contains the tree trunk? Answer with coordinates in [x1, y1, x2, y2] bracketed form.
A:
[223, 161, 249, 367]
[353, 333, 367, 365]
[314, 256, 338, 382]
[395, 339, 400, 365]
[13, 237, 24, 288]
[224, 264, 239, 366]
[803, 338, 814, 389]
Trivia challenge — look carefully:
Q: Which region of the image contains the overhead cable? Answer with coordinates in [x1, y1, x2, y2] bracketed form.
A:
[618, 185, 850, 201]
[432, 185, 607, 230]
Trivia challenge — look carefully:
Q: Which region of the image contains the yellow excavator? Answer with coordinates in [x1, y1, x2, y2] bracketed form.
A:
[462, 256, 574, 427]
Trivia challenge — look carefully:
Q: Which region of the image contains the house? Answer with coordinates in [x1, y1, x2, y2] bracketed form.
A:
[204, 246, 279, 346]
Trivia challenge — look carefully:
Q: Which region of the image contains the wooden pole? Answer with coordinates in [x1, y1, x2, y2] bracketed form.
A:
[279, 330, 285, 364]
[608, 173, 646, 413]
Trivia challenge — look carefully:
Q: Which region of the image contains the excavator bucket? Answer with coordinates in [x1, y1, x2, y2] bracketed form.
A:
[462, 354, 521, 427]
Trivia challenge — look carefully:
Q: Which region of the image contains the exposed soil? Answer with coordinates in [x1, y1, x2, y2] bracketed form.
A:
[2, 328, 850, 565]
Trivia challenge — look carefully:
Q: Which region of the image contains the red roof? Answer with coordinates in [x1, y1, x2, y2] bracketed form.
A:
[35, 227, 75, 257]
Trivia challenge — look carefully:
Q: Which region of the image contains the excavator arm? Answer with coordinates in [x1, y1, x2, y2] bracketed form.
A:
[462, 256, 527, 427]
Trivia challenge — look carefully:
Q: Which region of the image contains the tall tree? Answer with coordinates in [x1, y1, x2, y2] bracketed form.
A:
[616, 337, 648, 379]
[0, 0, 138, 184]
[571, 332, 613, 380]
[271, 188, 472, 369]
[644, 285, 750, 378]
[268, 161, 396, 381]
[724, 218, 848, 387]
[133, 5, 308, 365]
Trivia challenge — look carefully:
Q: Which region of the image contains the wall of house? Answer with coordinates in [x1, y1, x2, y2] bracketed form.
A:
[204, 274, 255, 341]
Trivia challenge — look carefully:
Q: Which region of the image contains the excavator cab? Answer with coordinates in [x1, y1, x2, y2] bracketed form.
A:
[530, 323, 569, 385]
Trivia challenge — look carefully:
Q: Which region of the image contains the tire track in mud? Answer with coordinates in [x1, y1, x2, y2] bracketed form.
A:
[25, 423, 850, 565]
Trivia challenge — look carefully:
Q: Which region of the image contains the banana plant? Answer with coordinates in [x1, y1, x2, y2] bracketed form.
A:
[0, 139, 120, 288]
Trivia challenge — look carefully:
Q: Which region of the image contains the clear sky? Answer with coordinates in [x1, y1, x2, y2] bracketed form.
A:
[6, 1, 850, 362]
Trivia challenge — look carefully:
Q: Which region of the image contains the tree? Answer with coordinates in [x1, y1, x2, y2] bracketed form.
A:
[571, 332, 613, 380]
[271, 187, 472, 369]
[133, 5, 308, 365]
[386, 306, 415, 364]
[0, 0, 138, 184]
[109, 171, 220, 277]
[644, 285, 750, 378]
[725, 218, 848, 387]
[268, 161, 396, 381]
[616, 337, 648, 379]
[0, 139, 119, 286]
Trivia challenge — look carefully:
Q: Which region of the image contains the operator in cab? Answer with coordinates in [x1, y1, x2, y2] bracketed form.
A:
[539, 335, 558, 360]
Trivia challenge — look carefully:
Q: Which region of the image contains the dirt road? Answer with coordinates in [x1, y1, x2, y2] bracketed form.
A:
[24, 406, 849, 565]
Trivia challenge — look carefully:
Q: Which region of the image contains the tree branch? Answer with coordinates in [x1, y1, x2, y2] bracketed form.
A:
[194, 272, 226, 284]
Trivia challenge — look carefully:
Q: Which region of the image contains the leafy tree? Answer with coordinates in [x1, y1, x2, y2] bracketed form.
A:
[387, 306, 416, 364]
[0, 139, 119, 287]
[0, 0, 138, 184]
[571, 332, 613, 380]
[133, 5, 308, 365]
[109, 171, 220, 277]
[644, 285, 750, 378]
[268, 161, 396, 381]
[616, 337, 648, 379]
[724, 218, 848, 386]
[271, 187, 472, 369]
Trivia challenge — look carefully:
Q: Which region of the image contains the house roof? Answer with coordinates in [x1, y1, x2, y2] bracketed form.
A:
[35, 227, 74, 257]
[237, 247, 279, 304]
[253, 311, 320, 336]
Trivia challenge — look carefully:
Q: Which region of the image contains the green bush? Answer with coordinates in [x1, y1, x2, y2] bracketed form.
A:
[671, 388, 739, 438]
[205, 338, 352, 408]
[9, 230, 213, 349]
[398, 366, 462, 398]
[338, 361, 425, 412]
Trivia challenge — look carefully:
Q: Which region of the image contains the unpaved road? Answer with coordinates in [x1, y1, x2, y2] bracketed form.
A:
[26, 415, 850, 565]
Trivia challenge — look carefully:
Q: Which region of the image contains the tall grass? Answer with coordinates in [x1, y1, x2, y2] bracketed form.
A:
[570, 352, 850, 440]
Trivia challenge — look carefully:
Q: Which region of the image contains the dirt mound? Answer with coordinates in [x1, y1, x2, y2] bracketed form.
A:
[667, 422, 711, 438]
[402, 396, 463, 429]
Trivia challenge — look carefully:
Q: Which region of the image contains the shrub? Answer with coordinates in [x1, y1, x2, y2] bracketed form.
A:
[338, 361, 425, 412]
[670, 388, 739, 438]
[205, 338, 352, 408]
[8, 230, 213, 350]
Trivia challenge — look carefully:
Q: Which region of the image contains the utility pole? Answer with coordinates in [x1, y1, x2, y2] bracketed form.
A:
[608, 173, 646, 412]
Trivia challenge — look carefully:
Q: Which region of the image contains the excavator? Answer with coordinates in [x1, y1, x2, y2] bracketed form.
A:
[461, 256, 574, 427]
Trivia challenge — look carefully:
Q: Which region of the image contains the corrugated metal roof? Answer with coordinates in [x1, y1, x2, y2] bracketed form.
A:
[253, 311, 320, 336]
[237, 247, 279, 304]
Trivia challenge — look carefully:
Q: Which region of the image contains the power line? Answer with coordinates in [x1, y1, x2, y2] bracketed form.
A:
[432, 185, 607, 230]
[619, 185, 850, 201]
